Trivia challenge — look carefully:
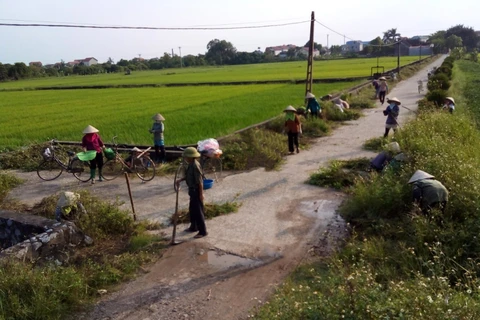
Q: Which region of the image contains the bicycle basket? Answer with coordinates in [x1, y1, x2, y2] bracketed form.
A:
[104, 148, 115, 160]
[76, 150, 97, 161]
[42, 147, 53, 160]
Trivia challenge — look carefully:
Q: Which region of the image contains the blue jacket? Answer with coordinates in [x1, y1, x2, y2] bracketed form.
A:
[306, 98, 321, 113]
[384, 104, 399, 125]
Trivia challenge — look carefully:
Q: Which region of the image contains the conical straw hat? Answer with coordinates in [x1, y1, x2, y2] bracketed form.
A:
[82, 125, 99, 134]
[445, 97, 455, 104]
[305, 92, 315, 99]
[283, 105, 297, 112]
[152, 113, 165, 121]
[386, 142, 401, 153]
[408, 170, 435, 184]
[387, 97, 401, 105]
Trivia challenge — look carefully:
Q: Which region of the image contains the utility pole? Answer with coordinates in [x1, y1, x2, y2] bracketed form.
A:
[397, 41, 401, 75]
[305, 11, 315, 98]
[179, 46, 182, 68]
[327, 34, 329, 51]
[344, 35, 346, 45]
[171, 48, 174, 57]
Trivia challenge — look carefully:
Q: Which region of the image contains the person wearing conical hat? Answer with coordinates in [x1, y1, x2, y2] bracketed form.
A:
[150, 113, 166, 163]
[443, 97, 455, 114]
[284, 105, 301, 154]
[378, 77, 389, 105]
[383, 97, 401, 138]
[81, 125, 105, 184]
[305, 92, 322, 119]
[175, 147, 207, 238]
[408, 170, 448, 214]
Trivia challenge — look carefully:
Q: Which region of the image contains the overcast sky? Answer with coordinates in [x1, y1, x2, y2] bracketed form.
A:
[0, 0, 478, 65]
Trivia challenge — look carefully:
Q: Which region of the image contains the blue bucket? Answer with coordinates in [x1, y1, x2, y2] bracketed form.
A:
[203, 179, 214, 190]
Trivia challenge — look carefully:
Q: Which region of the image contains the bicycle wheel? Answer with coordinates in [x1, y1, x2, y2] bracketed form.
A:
[71, 158, 91, 182]
[102, 159, 124, 181]
[202, 157, 222, 181]
[37, 160, 63, 181]
[134, 156, 156, 182]
[174, 161, 187, 192]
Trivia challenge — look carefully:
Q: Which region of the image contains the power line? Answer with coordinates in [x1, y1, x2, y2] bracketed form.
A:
[0, 20, 309, 31]
[314, 19, 354, 41]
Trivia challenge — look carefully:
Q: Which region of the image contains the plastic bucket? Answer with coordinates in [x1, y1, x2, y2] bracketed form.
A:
[203, 179, 214, 190]
[76, 150, 97, 161]
[104, 148, 115, 160]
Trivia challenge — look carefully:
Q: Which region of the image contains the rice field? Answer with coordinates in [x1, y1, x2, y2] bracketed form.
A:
[0, 81, 360, 149]
[0, 57, 420, 90]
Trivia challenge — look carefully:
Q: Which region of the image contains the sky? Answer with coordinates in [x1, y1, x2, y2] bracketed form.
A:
[0, 0, 478, 65]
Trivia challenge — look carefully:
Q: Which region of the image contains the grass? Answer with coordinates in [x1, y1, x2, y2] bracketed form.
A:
[171, 200, 241, 224]
[0, 190, 168, 320]
[0, 171, 23, 204]
[307, 158, 371, 190]
[0, 82, 359, 150]
[254, 57, 480, 318]
[0, 57, 421, 90]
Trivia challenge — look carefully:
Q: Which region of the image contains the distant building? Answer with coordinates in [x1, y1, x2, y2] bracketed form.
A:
[29, 61, 43, 67]
[68, 57, 98, 67]
[408, 45, 433, 56]
[265, 44, 297, 56]
[344, 40, 364, 52]
[297, 47, 320, 57]
[410, 35, 430, 43]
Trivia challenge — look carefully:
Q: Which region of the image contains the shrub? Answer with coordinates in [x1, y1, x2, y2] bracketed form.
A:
[348, 96, 375, 109]
[0, 171, 23, 204]
[307, 158, 371, 190]
[323, 103, 362, 121]
[417, 98, 438, 112]
[427, 73, 451, 91]
[426, 89, 447, 106]
[435, 66, 452, 79]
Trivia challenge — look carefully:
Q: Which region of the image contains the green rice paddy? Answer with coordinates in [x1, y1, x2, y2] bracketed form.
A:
[0, 57, 419, 90]
[0, 82, 359, 149]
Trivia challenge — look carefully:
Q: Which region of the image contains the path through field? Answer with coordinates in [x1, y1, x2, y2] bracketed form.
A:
[8, 56, 444, 320]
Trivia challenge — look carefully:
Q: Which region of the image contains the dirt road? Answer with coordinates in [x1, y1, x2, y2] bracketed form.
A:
[8, 56, 444, 320]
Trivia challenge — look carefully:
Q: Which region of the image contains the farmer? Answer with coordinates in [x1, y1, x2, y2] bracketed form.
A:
[370, 142, 401, 172]
[443, 97, 455, 114]
[321, 94, 333, 101]
[175, 147, 207, 239]
[305, 92, 321, 119]
[82, 125, 105, 184]
[284, 105, 301, 154]
[372, 79, 380, 98]
[150, 113, 166, 163]
[383, 97, 401, 138]
[54, 191, 86, 221]
[334, 98, 350, 112]
[378, 77, 389, 105]
[408, 170, 449, 214]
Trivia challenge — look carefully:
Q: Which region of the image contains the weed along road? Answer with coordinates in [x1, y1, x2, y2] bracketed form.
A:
[7, 56, 444, 320]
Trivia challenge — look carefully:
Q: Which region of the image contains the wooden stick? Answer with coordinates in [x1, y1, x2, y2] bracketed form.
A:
[124, 172, 136, 221]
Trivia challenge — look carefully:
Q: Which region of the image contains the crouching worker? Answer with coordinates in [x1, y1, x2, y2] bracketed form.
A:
[370, 142, 403, 172]
[55, 191, 86, 221]
[175, 147, 208, 239]
[305, 92, 321, 119]
[408, 170, 448, 214]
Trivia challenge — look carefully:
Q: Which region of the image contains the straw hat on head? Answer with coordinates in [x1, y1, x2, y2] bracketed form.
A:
[379, 76, 386, 81]
[82, 125, 99, 134]
[182, 147, 201, 158]
[305, 92, 315, 99]
[283, 105, 297, 112]
[386, 142, 401, 153]
[408, 170, 435, 184]
[387, 97, 401, 105]
[152, 113, 165, 121]
[445, 97, 455, 104]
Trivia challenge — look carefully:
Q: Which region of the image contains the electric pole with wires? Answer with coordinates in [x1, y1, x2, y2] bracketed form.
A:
[305, 11, 315, 98]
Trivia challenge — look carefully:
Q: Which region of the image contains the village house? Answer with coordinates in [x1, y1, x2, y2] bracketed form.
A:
[29, 61, 43, 67]
[265, 44, 297, 56]
[67, 57, 98, 67]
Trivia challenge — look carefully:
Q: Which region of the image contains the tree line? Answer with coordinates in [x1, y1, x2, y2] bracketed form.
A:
[1, 24, 478, 82]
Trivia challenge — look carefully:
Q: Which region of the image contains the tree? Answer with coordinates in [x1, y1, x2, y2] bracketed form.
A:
[107, 57, 114, 64]
[8, 62, 29, 80]
[445, 25, 479, 51]
[304, 40, 323, 52]
[0, 63, 8, 81]
[330, 45, 342, 55]
[383, 28, 401, 44]
[445, 35, 463, 49]
[206, 39, 237, 65]
[429, 31, 447, 54]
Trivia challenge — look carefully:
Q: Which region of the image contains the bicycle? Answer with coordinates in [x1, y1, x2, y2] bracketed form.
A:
[36, 139, 93, 182]
[101, 136, 156, 182]
[174, 147, 222, 191]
